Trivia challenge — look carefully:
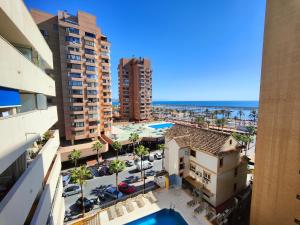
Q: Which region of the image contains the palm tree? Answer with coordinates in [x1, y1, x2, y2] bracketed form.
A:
[158, 143, 165, 169]
[225, 110, 232, 119]
[128, 132, 139, 156]
[135, 145, 149, 193]
[109, 159, 126, 200]
[215, 119, 222, 130]
[220, 109, 226, 118]
[92, 139, 104, 167]
[111, 141, 122, 159]
[233, 116, 238, 128]
[249, 109, 258, 123]
[237, 110, 244, 125]
[69, 149, 81, 167]
[70, 166, 92, 217]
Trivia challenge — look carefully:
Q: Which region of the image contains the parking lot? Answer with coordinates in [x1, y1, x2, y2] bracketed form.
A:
[63, 151, 163, 217]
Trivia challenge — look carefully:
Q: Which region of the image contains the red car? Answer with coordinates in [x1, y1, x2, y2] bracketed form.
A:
[118, 182, 136, 194]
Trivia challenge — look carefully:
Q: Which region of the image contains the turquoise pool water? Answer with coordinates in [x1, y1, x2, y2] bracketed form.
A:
[148, 123, 173, 129]
[124, 209, 188, 225]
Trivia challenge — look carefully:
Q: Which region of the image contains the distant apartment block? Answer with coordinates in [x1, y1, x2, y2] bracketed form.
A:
[165, 125, 247, 212]
[31, 10, 113, 144]
[118, 58, 152, 121]
[0, 1, 64, 224]
[250, 1, 300, 224]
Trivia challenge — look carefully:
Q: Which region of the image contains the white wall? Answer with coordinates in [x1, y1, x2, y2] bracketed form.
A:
[0, 106, 57, 174]
[165, 138, 180, 175]
[0, 130, 60, 225]
[0, 36, 55, 96]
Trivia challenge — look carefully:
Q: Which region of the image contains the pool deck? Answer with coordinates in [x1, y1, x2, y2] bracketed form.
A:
[98, 188, 212, 225]
[108, 121, 173, 144]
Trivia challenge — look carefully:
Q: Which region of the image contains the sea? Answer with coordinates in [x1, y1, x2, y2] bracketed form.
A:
[112, 100, 259, 119]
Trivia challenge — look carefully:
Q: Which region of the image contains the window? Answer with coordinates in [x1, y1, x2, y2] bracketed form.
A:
[87, 90, 98, 95]
[190, 164, 196, 172]
[229, 139, 233, 145]
[85, 40, 95, 46]
[70, 106, 83, 111]
[85, 48, 95, 55]
[68, 73, 82, 78]
[68, 46, 80, 52]
[190, 150, 196, 157]
[219, 158, 223, 168]
[86, 66, 96, 71]
[85, 32, 96, 38]
[67, 63, 81, 69]
[233, 183, 237, 192]
[40, 29, 48, 37]
[68, 81, 82, 86]
[66, 27, 79, 34]
[69, 89, 82, 95]
[86, 58, 95, 63]
[67, 54, 81, 61]
[203, 171, 211, 181]
[65, 36, 80, 44]
[87, 74, 97, 79]
[234, 167, 238, 177]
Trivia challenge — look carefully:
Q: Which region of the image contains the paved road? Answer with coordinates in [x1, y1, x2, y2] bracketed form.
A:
[64, 154, 163, 212]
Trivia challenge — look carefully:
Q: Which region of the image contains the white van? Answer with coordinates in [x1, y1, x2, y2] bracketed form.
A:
[136, 160, 153, 171]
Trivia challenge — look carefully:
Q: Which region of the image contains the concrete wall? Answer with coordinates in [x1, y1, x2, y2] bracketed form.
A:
[250, 1, 300, 224]
[0, 130, 60, 225]
[0, 0, 53, 68]
[0, 36, 55, 96]
[164, 138, 180, 175]
[0, 106, 57, 175]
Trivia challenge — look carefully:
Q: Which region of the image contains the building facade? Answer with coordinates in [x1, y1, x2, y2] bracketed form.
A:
[118, 58, 152, 121]
[250, 1, 300, 225]
[165, 125, 247, 212]
[0, 1, 64, 224]
[31, 10, 113, 143]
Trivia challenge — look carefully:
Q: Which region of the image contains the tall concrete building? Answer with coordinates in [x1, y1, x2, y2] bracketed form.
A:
[0, 0, 64, 224]
[250, 1, 300, 225]
[118, 58, 152, 121]
[31, 10, 111, 160]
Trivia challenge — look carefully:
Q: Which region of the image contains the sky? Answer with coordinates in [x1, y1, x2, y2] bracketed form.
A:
[25, 0, 266, 101]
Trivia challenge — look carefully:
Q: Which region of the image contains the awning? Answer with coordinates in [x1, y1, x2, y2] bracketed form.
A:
[184, 176, 214, 197]
[0, 87, 21, 108]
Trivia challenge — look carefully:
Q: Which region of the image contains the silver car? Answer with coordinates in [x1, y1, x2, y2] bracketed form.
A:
[63, 185, 81, 197]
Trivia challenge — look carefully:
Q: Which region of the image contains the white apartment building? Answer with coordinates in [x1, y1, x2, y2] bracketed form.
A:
[0, 0, 64, 224]
[165, 124, 248, 212]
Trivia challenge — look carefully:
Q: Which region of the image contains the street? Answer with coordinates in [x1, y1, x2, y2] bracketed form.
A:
[63, 153, 163, 213]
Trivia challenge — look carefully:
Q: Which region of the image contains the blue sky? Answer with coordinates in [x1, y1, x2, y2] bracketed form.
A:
[25, 0, 266, 101]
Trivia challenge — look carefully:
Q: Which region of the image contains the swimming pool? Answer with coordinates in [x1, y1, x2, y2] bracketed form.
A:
[124, 208, 188, 225]
[148, 123, 173, 129]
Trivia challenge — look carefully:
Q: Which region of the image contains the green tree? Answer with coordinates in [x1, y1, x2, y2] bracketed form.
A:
[237, 110, 244, 125]
[129, 132, 139, 156]
[245, 125, 256, 136]
[195, 116, 205, 127]
[69, 149, 81, 167]
[111, 141, 122, 159]
[233, 116, 238, 128]
[249, 109, 258, 123]
[158, 143, 165, 169]
[216, 118, 226, 130]
[220, 109, 226, 118]
[135, 145, 149, 193]
[92, 139, 104, 167]
[225, 110, 232, 119]
[109, 159, 126, 199]
[70, 166, 92, 217]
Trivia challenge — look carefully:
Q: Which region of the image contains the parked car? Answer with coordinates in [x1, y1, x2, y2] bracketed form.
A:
[63, 185, 81, 197]
[75, 197, 94, 212]
[154, 152, 163, 160]
[99, 166, 113, 176]
[88, 167, 99, 177]
[125, 160, 135, 167]
[124, 175, 139, 184]
[136, 161, 153, 171]
[62, 173, 71, 187]
[104, 186, 124, 199]
[145, 170, 156, 177]
[118, 182, 136, 194]
[148, 154, 154, 162]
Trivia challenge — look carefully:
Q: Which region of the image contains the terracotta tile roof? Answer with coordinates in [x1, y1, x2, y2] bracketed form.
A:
[165, 124, 232, 155]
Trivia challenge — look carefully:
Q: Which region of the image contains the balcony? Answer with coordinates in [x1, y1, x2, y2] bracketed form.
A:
[0, 36, 55, 96]
[0, 130, 60, 225]
[0, 106, 57, 175]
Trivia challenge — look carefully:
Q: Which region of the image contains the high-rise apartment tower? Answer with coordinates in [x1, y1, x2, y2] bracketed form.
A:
[250, 0, 300, 224]
[118, 58, 152, 121]
[0, 1, 64, 224]
[31, 10, 113, 145]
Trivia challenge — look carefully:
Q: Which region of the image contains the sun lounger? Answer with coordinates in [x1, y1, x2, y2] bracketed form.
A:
[124, 198, 135, 213]
[135, 195, 145, 208]
[187, 199, 197, 207]
[145, 191, 158, 204]
[194, 205, 203, 214]
[115, 203, 124, 217]
[107, 206, 117, 220]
